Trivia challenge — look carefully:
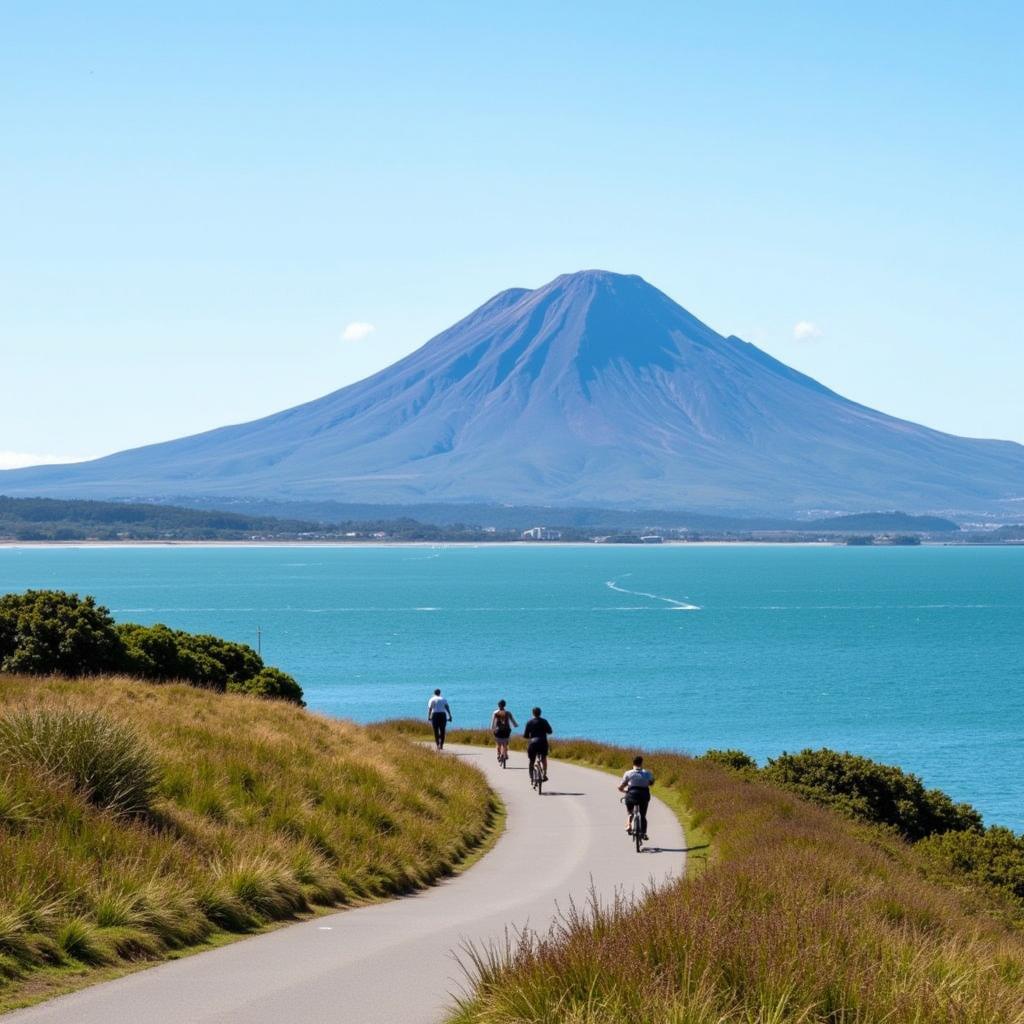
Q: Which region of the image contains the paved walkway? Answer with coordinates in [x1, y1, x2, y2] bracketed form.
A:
[8, 745, 686, 1023]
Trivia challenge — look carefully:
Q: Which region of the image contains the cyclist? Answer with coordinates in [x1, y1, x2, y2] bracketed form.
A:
[522, 706, 552, 782]
[490, 699, 518, 763]
[618, 755, 654, 840]
[426, 688, 452, 750]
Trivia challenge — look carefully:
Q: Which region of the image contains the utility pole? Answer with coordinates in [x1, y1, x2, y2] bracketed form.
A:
[256, 626, 262, 656]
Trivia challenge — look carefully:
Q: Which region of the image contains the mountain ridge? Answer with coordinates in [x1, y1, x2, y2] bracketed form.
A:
[4, 269, 1023, 514]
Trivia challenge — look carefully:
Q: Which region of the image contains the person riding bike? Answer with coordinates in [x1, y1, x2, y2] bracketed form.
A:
[426, 688, 452, 750]
[618, 755, 654, 840]
[523, 706, 552, 782]
[490, 699, 518, 763]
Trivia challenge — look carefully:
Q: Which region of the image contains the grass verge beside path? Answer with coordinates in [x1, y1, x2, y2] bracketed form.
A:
[0, 677, 499, 1012]
[383, 721, 1024, 1024]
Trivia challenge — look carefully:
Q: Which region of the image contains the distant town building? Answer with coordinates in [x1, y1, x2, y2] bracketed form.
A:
[640, 534, 664, 544]
[522, 526, 562, 541]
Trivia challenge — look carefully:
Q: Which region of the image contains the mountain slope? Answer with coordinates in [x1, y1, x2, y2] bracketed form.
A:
[4, 270, 1023, 513]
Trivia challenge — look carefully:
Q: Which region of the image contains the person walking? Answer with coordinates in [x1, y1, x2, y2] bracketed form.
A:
[427, 689, 452, 750]
[490, 699, 518, 764]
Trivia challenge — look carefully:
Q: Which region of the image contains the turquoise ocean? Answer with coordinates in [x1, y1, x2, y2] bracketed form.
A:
[1, 544, 1020, 830]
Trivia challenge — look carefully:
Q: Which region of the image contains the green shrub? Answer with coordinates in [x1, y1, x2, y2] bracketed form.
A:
[762, 748, 983, 841]
[227, 667, 304, 705]
[0, 590, 304, 705]
[117, 623, 264, 693]
[116, 623, 188, 682]
[918, 826, 1024, 905]
[0, 707, 158, 816]
[700, 748, 758, 772]
[0, 591, 122, 676]
[174, 632, 264, 691]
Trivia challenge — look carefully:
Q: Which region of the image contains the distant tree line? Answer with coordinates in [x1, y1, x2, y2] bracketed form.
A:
[0, 495, 977, 544]
[0, 590, 303, 704]
[0, 496, 324, 540]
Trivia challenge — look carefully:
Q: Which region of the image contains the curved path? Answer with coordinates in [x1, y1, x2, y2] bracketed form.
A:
[8, 746, 685, 1024]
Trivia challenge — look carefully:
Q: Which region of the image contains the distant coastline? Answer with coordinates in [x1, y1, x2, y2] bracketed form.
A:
[0, 539, 951, 550]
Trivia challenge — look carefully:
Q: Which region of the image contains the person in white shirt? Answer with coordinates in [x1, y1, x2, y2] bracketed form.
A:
[427, 689, 452, 750]
[617, 755, 654, 839]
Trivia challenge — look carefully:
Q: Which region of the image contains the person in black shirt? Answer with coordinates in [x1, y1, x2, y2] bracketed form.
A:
[523, 706, 552, 781]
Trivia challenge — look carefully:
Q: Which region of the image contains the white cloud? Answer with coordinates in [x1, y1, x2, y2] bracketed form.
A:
[342, 321, 376, 342]
[0, 451, 94, 470]
[793, 320, 823, 341]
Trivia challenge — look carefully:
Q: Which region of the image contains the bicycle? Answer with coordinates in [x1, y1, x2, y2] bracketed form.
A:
[530, 756, 544, 795]
[622, 796, 646, 852]
[497, 748, 508, 769]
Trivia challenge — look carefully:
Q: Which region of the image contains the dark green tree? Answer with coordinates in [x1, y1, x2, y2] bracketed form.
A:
[0, 590, 123, 676]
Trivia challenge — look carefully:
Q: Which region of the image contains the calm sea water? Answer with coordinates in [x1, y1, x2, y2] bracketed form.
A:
[1, 544, 1020, 830]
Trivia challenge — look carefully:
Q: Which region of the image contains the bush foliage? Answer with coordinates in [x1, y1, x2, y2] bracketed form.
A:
[700, 747, 757, 772]
[0, 591, 303, 704]
[0, 591, 122, 677]
[761, 748, 984, 840]
[699, 745, 985, 842]
[227, 667, 305, 703]
[918, 826, 1024, 906]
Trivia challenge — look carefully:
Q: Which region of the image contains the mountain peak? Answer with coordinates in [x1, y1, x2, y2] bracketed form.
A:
[2, 271, 1023, 514]
[547, 268, 645, 286]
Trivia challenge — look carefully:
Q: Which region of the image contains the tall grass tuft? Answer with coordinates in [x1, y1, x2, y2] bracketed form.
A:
[0, 675, 496, 1010]
[0, 706, 158, 816]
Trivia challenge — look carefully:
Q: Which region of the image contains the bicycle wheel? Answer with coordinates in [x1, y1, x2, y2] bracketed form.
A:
[634, 815, 643, 853]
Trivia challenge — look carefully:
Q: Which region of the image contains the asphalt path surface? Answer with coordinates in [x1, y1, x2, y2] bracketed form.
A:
[8, 745, 686, 1024]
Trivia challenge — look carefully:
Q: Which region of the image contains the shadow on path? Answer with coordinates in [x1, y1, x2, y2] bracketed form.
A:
[642, 843, 709, 854]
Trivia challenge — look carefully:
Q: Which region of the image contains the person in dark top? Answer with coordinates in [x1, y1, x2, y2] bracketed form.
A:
[523, 706, 552, 781]
[490, 699, 518, 764]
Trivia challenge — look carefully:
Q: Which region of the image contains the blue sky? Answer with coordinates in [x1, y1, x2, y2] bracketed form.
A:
[2, 2, 1022, 465]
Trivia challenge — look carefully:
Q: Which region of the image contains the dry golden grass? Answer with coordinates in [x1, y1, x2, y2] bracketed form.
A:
[0, 675, 496, 1006]
[383, 722, 1024, 1024]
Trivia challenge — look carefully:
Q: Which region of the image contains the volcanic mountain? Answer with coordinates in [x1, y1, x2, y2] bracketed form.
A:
[5, 270, 1024, 514]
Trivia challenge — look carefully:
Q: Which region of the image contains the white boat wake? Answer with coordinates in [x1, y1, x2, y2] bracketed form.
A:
[605, 575, 700, 611]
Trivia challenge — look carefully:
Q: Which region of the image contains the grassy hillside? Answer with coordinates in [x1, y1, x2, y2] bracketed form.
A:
[0, 676, 497, 1010]
[384, 724, 1024, 1024]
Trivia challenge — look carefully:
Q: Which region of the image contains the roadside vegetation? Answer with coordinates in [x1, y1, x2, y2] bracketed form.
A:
[703, 746, 1023, 909]
[0, 589, 304, 703]
[0, 676, 496, 1010]
[385, 722, 1024, 1023]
